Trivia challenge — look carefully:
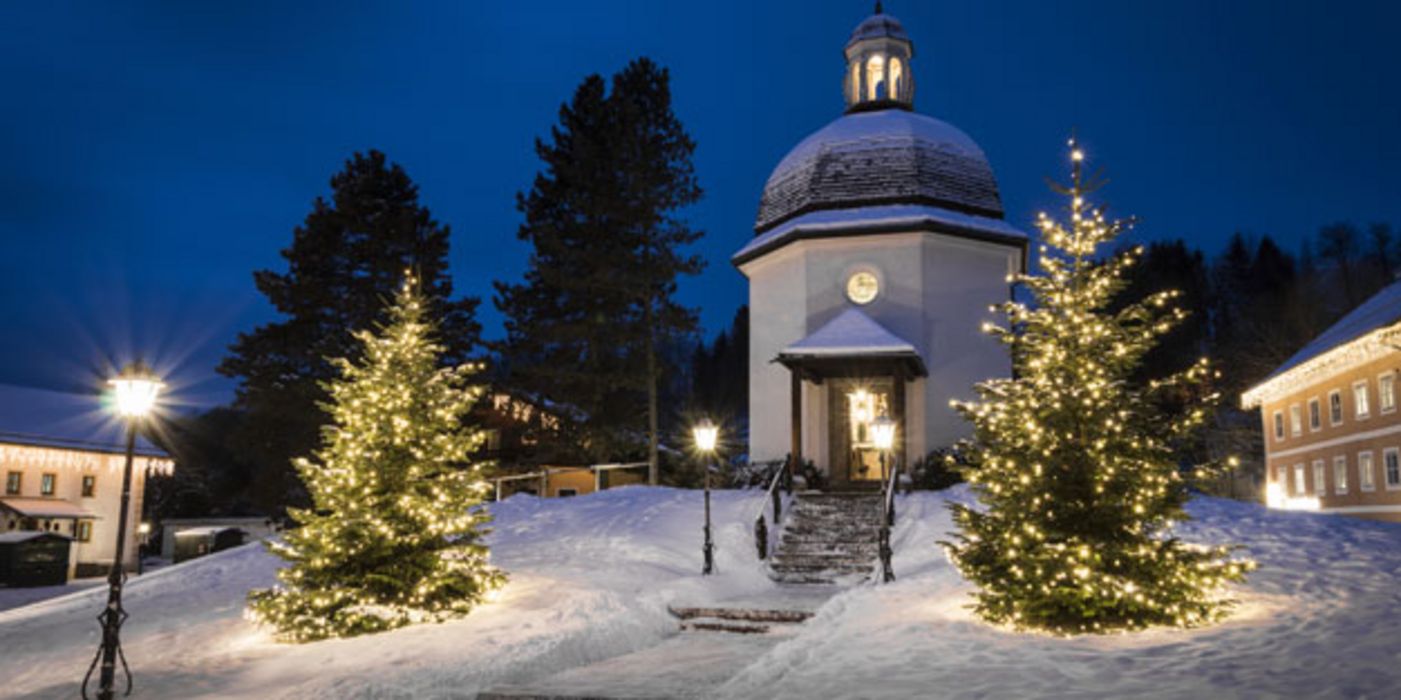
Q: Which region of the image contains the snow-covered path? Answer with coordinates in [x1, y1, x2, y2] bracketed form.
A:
[1, 486, 1399, 699]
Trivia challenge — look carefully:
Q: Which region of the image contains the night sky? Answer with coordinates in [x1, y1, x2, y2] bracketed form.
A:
[2, 0, 1398, 408]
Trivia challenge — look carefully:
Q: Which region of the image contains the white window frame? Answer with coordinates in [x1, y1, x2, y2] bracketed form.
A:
[1379, 372, 1397, 414]
[1290, 404, 1303, 436]
[1273, 411, 1285, 440]
[40, 472, 55, 496]
[1308, 397, 1322, 432]
[1359, 451, 1376, 492]
[1354, 381, 1371, 420]
[1293, 463, 1306, 495]
[1312, 459, 1327, 496]
[1329, 390, 1344, 426]
[1385, 448, 1401, 490]
[1333, 455, 1349, 494]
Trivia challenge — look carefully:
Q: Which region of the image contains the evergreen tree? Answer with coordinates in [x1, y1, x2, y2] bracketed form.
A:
[942, 143, 1251, 634]
[495, 58, 703, 481]
[220, 151, 481, 513]
[247, 276, 503, 643]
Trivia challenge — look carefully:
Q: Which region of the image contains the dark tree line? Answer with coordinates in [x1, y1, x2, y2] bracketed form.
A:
[1113, 222, 1399, 497]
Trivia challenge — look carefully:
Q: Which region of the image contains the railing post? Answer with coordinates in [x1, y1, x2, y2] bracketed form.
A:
[755, 516, 768, 560]
[703, 464, 714, 575]
[879, 524, 894, 583]
[772, 481, 782, 524]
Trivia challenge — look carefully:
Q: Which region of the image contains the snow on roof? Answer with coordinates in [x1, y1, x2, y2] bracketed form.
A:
[847, 10, 910, 46]
[0, 497, 100, 520]
[1242, 280, 1401, 408]
[734, 203, 1027, 265]
[755, 110, 1004, 233]
[0, 530, 72, 544]
[781, 308, 918, 357]
[1266, 279, 1401, 382]
[174, 526, 243, 538]
[0, 384, 167, 457]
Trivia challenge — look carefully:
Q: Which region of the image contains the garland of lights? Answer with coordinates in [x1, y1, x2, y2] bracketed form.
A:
[246, 275, 505, 643]
[940, 141, 1254, 635]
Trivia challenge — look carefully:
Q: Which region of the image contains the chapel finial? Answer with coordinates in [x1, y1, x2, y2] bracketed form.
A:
[875, 1, 884, 14]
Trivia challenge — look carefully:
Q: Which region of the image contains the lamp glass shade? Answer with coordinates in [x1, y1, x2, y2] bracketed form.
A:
[110, 365, 163, 418]
[870, 415, 896, 451]
[693, 420, 719, 453]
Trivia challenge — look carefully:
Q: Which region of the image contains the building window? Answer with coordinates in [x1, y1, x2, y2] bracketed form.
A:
[4, 471, 19, 495]
[889, 57, 904, 98]
[866, 54, 886, 100]
[1308, 398, 1321, 431]
[1386, 448, 1401, 490]
[76, 521, 92, 542]
[1312, 460, 1326, 496]
[1334, 455, 1348, 494]
[1354, 381, 1371, 419]
[1293, 463, 1306, 495]
[1380, 373, 1397, 414]
[81, 475, 96, 498]
[1273, 411, 1285, 440]
[40, 473, 56, 496]
[1289, 404, 1303, 436]
[557, 488, 578, 498]
[1359, 451, 1376, 492]
[1329, 390, 1343, 425]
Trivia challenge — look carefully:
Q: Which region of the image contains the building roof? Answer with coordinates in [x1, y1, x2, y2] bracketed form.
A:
[734, 203, 1027, 266]
[0, 497, 100, 520]
[847, 6, 910, 46]
[0, 531, 72, 544]
[1241, 279, 1401, 408]
[754, 110, 1004, 235]
[0, 384, 167, 458]
[782, 308, 916, 357]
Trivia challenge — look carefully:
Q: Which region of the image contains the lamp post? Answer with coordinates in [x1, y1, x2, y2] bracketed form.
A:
[84, 363, 162, 700]
[136, 523, 151, 576]
[871, 415, 897, 584]
[693, 419, 719, 576]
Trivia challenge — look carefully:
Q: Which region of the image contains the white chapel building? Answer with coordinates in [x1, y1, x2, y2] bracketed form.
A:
[734, 5, 1027, 486]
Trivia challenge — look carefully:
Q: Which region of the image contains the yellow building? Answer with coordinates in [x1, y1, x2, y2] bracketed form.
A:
[0, 384, 174, 577]
[492, 463, 647, 500]
[1242, 281, 1401, 521]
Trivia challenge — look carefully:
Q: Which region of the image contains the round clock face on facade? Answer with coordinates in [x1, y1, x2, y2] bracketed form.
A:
[846, 271, 879, 305]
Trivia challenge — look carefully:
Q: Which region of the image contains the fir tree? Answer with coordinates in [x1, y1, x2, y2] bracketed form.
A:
[942, 142, 1252, 635]
[247, 275, 503, 643]
[495, 58, 702, 481]
[220, 150, 481, 513]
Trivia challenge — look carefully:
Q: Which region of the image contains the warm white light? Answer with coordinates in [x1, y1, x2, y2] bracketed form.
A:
[693, 419, 719, 454]
[871, 415, 896, 451]
[1264, 482, 1319, 511]
[138, 522, 151, 535]
[110, 364, 163, 418]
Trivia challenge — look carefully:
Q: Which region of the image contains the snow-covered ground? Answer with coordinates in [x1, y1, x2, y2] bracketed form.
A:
[1, 486, 1398, 699]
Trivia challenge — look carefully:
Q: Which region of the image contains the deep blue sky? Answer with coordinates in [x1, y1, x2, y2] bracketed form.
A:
[2, 0, 1398, 407]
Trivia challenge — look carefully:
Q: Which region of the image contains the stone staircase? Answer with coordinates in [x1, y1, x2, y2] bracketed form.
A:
[768, 491, 882, 585]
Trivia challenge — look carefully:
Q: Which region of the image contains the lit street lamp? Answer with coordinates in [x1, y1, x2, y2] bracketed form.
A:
[694, 419, 719, 576]
[84, 363, 162, 700]
[871, 415, 897, 584]
[871, 415, 896, 482]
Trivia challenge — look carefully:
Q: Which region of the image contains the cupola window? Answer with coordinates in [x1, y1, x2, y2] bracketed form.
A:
[866, 54, 886, 101]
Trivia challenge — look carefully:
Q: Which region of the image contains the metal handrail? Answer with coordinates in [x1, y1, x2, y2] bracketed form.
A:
[753, 457, 792, 561]
[877, 454, 898, 583]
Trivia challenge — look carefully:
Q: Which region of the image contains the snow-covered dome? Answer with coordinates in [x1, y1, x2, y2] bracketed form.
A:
[754, 109, 1004, 233]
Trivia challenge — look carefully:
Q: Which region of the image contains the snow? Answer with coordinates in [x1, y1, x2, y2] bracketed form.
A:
[768, 111, 985, 181]
[782, 307, 919, 357]
[2, 485, 1400, 699]
[734, 203, 1027, 264]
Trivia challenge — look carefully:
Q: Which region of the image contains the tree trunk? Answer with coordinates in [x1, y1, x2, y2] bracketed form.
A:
[646, 297, 659, 485]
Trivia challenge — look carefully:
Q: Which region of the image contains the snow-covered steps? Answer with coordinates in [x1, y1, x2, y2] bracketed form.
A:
[768, 491, 883, 585]
[668, 605, 813, 635]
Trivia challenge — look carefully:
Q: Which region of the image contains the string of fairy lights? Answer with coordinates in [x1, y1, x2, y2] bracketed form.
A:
[940, 140, 1254, 635]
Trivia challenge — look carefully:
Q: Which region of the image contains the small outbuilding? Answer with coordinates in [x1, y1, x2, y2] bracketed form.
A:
[0, 531, 72, 587]
[172, 526, 246, 563]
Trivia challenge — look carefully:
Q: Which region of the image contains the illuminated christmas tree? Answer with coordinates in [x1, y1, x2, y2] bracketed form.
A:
[248, 274, 504, 642]
[942, 141, 1252, 634]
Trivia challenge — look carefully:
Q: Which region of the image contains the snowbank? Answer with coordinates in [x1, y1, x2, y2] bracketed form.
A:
[2, 485, 1399, 699]
[0, 487, 774, 700]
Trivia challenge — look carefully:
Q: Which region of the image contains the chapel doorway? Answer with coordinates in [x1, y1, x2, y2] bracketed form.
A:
[828, 377, 895, 488]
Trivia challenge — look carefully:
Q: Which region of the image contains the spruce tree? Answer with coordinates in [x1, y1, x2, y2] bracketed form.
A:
[942, 142, 1252, 635]
[220, 151, 480, 513]
[247, 275, 503, 643]
[495, 58, 702, 480]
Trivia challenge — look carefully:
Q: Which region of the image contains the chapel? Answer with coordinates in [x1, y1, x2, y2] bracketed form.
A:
[734, 3, 1027, 486]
